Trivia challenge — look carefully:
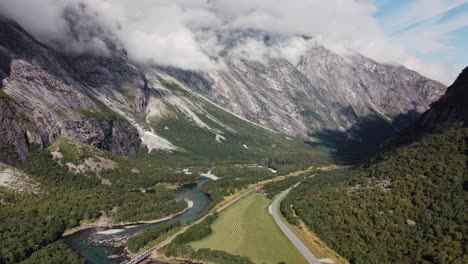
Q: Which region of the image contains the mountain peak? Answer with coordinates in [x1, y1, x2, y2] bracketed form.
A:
[420, 67, 468, 129]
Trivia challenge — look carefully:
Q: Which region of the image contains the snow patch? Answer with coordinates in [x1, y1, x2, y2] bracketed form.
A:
[90, 91, 177, 152]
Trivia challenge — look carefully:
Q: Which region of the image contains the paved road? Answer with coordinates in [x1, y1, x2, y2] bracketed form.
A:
[144, 167, 316, 263]
[270, 184, 321, 264]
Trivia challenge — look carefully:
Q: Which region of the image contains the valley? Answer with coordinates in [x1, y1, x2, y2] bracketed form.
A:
[190, 193, 308, 264]
[0, 4, 466, 264]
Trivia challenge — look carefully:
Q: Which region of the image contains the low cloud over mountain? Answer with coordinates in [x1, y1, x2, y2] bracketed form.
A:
[0, 0, 454, 84]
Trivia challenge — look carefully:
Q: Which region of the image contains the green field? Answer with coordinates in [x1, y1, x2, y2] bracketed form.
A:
[189, 193, 308, 264]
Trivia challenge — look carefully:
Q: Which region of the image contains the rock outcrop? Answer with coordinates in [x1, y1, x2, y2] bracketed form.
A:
[0, 18, 448, 166]
[0, 19, 141, 165]
[165, 43, 446, 139]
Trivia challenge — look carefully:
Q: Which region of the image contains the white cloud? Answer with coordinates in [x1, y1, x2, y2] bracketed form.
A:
[0, 0, 458, 83]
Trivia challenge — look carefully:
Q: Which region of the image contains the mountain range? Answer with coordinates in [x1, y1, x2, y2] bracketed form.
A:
[0, 18, 447, 166]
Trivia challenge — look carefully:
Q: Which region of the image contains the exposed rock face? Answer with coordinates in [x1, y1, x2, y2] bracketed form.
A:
[0, 20, 141, 165]
[0, 97, 29, 165]
[165, 43, 446, 139]
[0, 18, 448, 166]
[419, 67, 468, 129]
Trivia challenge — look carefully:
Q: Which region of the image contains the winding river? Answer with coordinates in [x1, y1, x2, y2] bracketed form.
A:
[64, 178, 212, 264]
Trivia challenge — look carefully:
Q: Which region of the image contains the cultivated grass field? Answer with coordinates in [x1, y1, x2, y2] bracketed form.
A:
[189, 193, 308, 264]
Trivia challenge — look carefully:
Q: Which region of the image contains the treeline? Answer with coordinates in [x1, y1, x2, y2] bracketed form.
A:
[0, 145, 186, 263]
[127, 221, 180, 253]
[284, 125, 468, 263]
[263, 174, 308, 199]
[173, 214, 218, 244]
[204, 166, 275, 203]
[161, 214, 253, 264]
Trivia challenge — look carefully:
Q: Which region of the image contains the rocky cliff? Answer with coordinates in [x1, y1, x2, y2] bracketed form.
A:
[0, 20, 141, 165]
[0, 19, 448, 166]
[165, 42, 446, 139]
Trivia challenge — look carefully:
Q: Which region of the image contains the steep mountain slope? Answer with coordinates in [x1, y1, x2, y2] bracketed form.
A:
[0, 19, 446, 166]
[282, 68, 468, 263]
[0, 19, 142, 165]
[419, 67, 468, 130]
[164, 40, 446, 139]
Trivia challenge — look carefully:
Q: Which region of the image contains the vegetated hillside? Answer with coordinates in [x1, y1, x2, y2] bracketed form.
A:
[137, 75, 332, 167]
[0, 138, 194, 264]
[282, 68, 468, 263]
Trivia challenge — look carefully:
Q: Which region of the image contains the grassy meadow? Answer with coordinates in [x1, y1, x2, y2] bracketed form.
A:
[189, 193, 308, 264]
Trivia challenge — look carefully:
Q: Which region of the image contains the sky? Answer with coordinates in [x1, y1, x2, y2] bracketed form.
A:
[0, 0, 466, 85]
[372, 0, 468, 82]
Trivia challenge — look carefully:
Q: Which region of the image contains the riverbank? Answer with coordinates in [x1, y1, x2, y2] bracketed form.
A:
[63, 200, 194, 237]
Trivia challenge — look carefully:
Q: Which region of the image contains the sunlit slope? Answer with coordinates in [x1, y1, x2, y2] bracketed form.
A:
[142, 74, 332, 165]
[190, 193, 308, 264]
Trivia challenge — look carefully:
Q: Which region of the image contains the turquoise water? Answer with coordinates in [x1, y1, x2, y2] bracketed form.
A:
[64, 179, 211, 264]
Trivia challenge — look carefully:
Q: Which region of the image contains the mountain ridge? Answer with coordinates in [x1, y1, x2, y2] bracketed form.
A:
[0, 18, 447, 166]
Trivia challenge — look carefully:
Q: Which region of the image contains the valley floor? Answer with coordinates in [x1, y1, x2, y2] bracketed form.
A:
[189, 193, 308, 264]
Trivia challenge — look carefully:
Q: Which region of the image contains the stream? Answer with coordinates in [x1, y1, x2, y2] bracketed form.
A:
[63, 178, 212, 264]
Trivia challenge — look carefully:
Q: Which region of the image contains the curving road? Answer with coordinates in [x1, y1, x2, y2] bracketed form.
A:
[270, 183, 321, 264]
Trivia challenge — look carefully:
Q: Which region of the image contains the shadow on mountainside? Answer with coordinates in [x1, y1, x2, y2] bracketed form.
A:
[307, 111, 422, 164]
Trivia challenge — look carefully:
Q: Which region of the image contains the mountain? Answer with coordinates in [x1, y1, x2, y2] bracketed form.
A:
[0, 19, 142, 165]
[0, 14, 461, 264]
[0, 19, 446, 166]
[282, 68, 468, 263]
[419, 67, 468, 129]
[164, 39, 446, 138]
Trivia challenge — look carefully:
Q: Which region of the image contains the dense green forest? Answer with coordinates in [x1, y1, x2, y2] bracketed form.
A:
[20, 241, 83, 264]
[0, 141, 190, 263]
[283, 125, 468, 263]
[127, 220, 180, 253]
[203, 166, 276, 203]
[161, 214, 254, 264]
[263, 173, 310, 199]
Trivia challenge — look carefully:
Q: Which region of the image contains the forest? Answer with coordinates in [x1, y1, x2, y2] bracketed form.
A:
[0, 142, 190, 263]
[283, 125, 468, 263]
[127, 220, 180, 253]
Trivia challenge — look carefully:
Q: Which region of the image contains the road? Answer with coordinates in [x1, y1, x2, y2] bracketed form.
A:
[270, 183, 321, 264]
[153, 166, 316, 253]
[130, 167, 316, 263]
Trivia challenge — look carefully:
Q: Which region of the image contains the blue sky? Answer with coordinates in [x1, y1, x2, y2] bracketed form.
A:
[371, 0, 468, 81]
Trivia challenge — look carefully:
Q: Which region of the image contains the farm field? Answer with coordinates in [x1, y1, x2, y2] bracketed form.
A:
[189, 193, 308, 264]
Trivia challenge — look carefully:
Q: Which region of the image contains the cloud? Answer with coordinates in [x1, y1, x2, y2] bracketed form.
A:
[380, 0, 468, 34]
[0, 0, 457, 83]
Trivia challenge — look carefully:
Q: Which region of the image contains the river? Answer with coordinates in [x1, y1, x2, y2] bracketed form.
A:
[63, 178, 212, 264]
